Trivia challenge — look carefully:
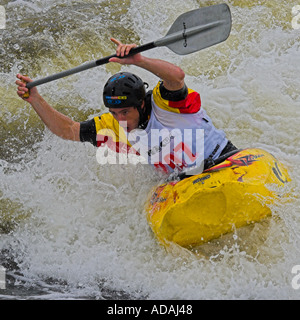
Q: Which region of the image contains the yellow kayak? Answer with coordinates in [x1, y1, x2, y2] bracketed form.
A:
[145, 148, 291, 248]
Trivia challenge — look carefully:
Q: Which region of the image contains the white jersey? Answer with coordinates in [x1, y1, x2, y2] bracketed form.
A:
[127, 82, 228, 174]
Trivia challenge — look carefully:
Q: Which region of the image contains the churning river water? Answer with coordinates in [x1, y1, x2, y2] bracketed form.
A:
[0, 0, 300, 300]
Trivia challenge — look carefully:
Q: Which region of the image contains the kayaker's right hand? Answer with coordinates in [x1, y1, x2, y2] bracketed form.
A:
[16, 74, 39, 103]
[109, 37, 143, 65]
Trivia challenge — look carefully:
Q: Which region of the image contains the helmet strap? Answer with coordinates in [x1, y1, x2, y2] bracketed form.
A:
[138, 91, 152, 129]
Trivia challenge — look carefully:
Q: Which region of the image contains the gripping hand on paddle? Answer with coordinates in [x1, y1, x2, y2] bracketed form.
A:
[16, 74, 39, 103]
[108, 37, 185, 91]
[109, 38, 143, 65]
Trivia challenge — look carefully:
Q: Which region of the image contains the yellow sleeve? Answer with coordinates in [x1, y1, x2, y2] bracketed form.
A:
[94, 113, 131, 147]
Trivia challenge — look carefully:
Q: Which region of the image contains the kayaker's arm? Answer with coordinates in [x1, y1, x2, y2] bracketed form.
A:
[16, 74, 81, 141]
[109, 38, 185, 91]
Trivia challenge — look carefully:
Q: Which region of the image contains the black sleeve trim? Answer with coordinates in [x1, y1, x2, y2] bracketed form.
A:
[159, 82, 188, 101]
[79, 118, 97, 146]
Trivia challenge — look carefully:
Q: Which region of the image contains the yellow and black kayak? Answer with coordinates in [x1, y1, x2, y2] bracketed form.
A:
[145, 148, 291, 248]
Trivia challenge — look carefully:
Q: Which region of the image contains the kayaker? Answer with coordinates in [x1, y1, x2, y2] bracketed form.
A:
[16, 38, 237, 175]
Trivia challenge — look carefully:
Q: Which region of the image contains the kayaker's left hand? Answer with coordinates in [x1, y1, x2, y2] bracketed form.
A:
[109, 38, 143, 65]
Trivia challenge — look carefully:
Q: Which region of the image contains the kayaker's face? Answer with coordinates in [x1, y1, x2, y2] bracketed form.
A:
[109, 103, 143, 132]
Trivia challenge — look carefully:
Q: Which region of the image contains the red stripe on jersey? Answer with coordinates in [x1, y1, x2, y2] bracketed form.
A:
[168, 91, 201, 114]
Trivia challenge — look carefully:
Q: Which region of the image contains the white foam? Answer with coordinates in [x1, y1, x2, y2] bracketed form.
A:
[1, 0, 300, 299]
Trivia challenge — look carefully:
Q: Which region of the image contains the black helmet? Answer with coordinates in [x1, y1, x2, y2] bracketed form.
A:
[103, 72, 146, 108]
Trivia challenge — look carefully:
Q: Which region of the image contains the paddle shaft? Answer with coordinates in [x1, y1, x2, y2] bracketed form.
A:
[26, 4, 231, 89]
[25, 20, 214, 89]
[26, 42, 156, 89]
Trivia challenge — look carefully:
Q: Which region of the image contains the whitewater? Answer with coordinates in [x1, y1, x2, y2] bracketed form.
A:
[0, 0, 299, 299]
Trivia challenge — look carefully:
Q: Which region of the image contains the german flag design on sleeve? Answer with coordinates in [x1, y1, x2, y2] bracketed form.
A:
[152, 82, 201, 114]
[94, 113, 133, 154]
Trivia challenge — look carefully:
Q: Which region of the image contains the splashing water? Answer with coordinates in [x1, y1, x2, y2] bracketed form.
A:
[0, 0, 300, 299]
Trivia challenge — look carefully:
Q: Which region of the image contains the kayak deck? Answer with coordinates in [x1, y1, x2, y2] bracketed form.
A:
[145, 148, 291, 248]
